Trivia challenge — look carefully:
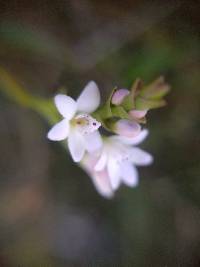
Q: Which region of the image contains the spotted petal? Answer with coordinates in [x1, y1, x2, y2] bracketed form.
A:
[55, 94, 77, 119]
[47, 119, 69, 141]
[77, 81, 100, 113]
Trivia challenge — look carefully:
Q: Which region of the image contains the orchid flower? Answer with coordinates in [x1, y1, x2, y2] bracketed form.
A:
[82, 129, 153, 198]
[47, 81, 102, 162]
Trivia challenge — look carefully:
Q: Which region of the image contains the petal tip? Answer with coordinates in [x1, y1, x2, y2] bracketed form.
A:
[77, 80, 100, 113]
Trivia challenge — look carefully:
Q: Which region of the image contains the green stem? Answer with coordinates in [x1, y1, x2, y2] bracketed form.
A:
[0, 67, 58, 124]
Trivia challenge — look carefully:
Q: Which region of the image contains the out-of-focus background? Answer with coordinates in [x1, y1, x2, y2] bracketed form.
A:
[0, 0, 200, 266]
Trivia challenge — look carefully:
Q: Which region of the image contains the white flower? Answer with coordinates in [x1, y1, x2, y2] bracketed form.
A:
[47, 81, 102, 162]
[82, 129, 153, 198]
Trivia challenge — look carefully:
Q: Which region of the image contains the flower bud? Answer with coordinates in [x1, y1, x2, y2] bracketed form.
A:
[129, 109, 147, 119]
[113, 119, 141, 137]
[111, 89, 130, 105]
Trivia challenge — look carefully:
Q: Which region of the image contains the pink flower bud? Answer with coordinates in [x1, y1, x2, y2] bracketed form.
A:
[129, 109, 147, 119]
[114, 119, 141, 137]
[111, 89, 130, 105]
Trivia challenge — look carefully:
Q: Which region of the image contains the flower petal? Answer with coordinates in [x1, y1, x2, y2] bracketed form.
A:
[77, 81, 100, 113]
[83, 131, 103, 153]
[91, 170, 114, 199]
[68, 130, 85, 162]
[120, 162, 139, 187]
[81, 154, 113, 198]
[107, 157, 121, 190]
[114, 129, 149, 146]
[47, 119, 69, 141]
[94, 151, 107, 171]
[129, 147, 153, 166]
[55, 94, 77, 119]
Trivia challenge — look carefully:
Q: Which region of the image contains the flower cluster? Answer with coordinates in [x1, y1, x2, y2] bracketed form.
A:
[47, 78, 169, 198]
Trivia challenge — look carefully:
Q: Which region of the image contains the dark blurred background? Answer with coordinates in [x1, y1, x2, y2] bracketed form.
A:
[0, 0, 200, 266]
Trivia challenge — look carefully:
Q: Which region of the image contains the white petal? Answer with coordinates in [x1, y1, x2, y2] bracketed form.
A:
[55, 94, 77, 119]
[129, 148, 153, 166]
[77, 81, 100, 113]
[83, 131, 103, 153]
[94, 151, 107, 171]
[107, 157, 121, 190]
[91, 170, 114, 199]
[47, 119, 69, 141]
[120, 162, 139, 187]
[113, 129, 149, 146]
[68, 131, 85, 162]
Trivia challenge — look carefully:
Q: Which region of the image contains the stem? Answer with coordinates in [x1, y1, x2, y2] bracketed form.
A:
[0, 67, 58, 124]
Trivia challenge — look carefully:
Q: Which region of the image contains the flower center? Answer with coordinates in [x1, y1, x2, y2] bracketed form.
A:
[71, 114, 101, 134]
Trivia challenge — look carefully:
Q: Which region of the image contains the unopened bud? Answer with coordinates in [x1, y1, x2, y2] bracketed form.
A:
[129, 109, 147, 119]
[111, 89, 130, 105]
[113, 119, 141, 137]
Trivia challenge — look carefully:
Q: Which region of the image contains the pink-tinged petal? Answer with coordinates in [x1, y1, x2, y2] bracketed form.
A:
[83, 131, 103, 153]
[55, 94, 77, 119]
[77, 81, 100, 113]
[68, 131, 85, 162]
[82, 155, 114, 198]
[47, 119, 69, 141]
[94, 151, 107, 171]
[111, 89, 130, 105]
[114, 119, 141, 138]
[91, 170, 114, 199]
[120, 162, 139, 187]
[129, 109, 147, 119]
[129, 148, 153, 166]
[81, 153, 99, 172]
[113, 129, 149, 146]
[107, 157, 121, 190]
